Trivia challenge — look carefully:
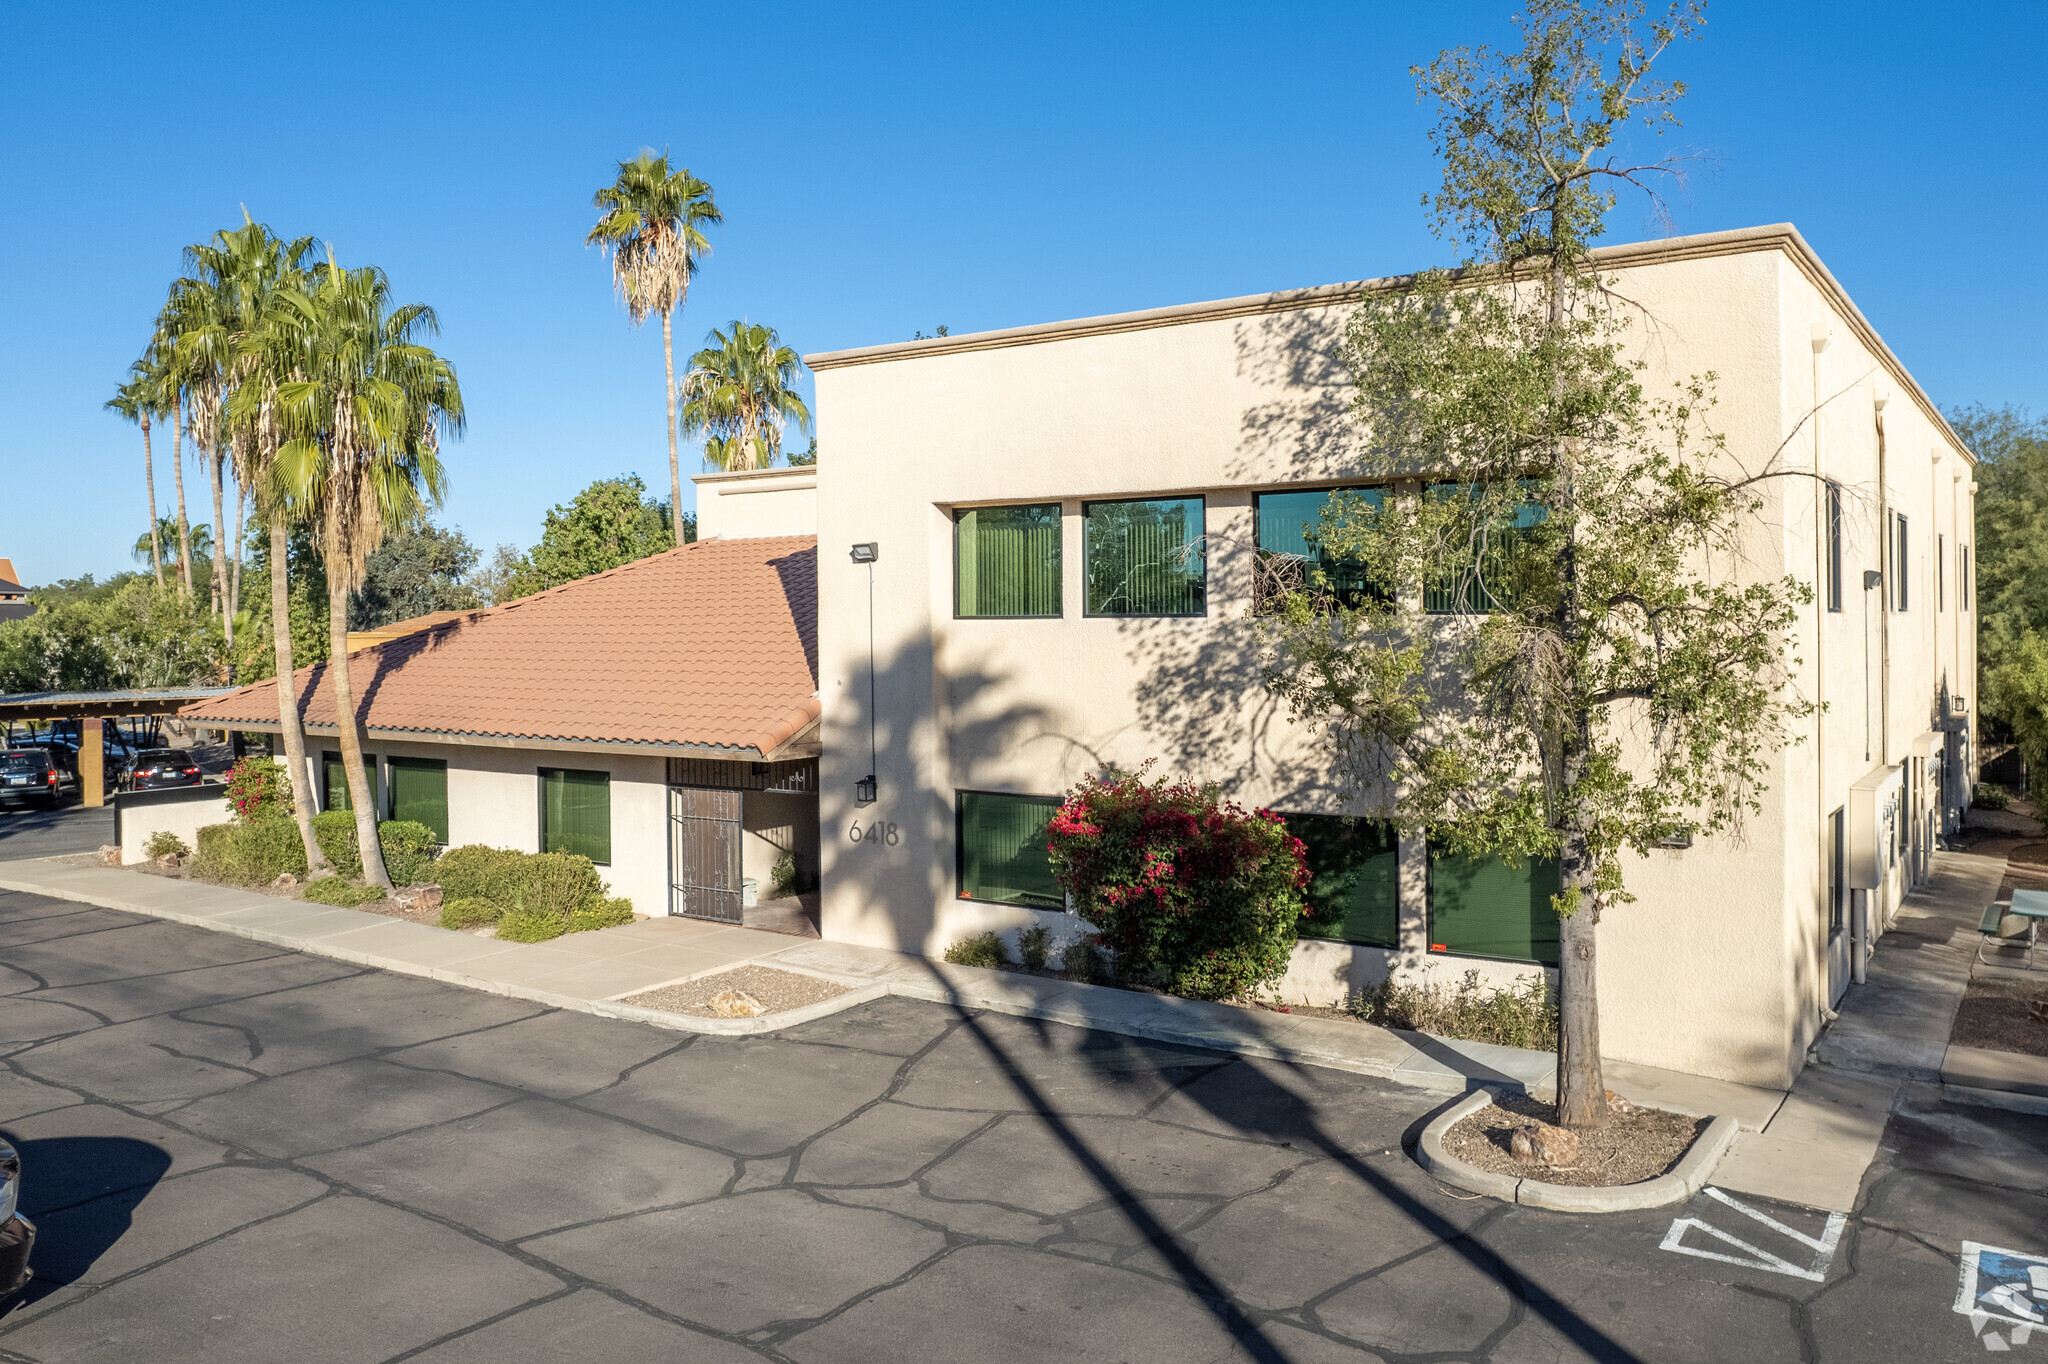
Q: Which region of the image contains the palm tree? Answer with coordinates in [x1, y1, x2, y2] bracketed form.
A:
[133, 340, 196, 597]
[164, 259, 244, 636]
[264, 255, 462, 890]
[132, 517, 211, 573]
[586, 152, 720, 543]
[681, 320, 812, 471]
[106, 370, 165, 586]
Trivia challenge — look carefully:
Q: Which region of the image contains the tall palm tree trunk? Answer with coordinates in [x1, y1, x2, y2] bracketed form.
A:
[271, 514, 329, 874]
[142, 413, 164, 587]
[209, 448, 229, 632]
[229, 485, 245, 630]
[662, 308, 682, 544]
[173, 400, 194, 597]
[326, 529, 391, 890]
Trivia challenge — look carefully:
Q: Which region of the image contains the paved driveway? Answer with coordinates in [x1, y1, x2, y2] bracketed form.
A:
[0, 886, 2043, 1362]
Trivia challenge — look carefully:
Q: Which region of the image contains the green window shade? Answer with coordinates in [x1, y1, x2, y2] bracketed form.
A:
[1423, 484, 1547, 615]
[956, 504, 1062, 617]
[540, 768, 611, 865]
[1256, 488, 1387, 606]
[958, 791, 1064, 908]
[1287, 812, 1399, 948]
[388, 757, 449, 843]
[1085, 498, 1205, 616]
[1427, 846, 1560, 965]
[321, 752, 380, 814]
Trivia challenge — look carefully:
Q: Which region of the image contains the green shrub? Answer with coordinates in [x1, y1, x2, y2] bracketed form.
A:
[1017, 923, 1053, 972]
[567, 897, 635, 934]
[1349, 970, 1557, 1051]
[1061, 939, 1107, 984]
[508, 852, 605, 922]
[190, 819, 309, 887]
[495, 905, 568, 942]
[432, 844, 527, 902]
[302, 877, 385, 907]
[1046, 768, 1308, 1000]
[223, 756, 292, 824]
[143, 830, 190, 860]
[440, 898, 502, 930]
[770, 850, 799, 897]
[312, 810, 360, 877]
[377, 821, 438, 886]
[944, 932, 1008, 969]
[1974, 782, 2012, 811]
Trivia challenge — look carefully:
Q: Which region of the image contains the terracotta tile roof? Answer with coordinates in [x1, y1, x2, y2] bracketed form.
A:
[182, 536, 819, 757]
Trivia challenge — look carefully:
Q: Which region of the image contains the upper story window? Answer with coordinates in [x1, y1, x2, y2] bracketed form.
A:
[1891, 512, 1910, 612]
[1423, 483, 1547, 615]
[954, 504, 1062, 618]
[1825, 481, 1844, 612]
[1084, 497, 1205, 617]
[1938, 533, 1947, 611]
[1255, 488, 1390, 610]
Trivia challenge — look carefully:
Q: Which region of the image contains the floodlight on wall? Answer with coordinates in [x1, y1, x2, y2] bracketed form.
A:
[1810, 323, 1832, 354]
[1872, 390, 1889, 414]
[850, 542, 879, 564]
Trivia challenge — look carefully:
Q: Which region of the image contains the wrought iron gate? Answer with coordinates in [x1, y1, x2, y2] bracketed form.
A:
[669, 786, 743, 923]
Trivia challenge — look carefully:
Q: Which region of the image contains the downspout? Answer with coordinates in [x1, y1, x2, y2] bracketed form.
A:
[1875, 396, 1891, 768]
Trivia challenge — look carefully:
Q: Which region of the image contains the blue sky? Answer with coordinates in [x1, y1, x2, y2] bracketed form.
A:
[3, 1, 2042, 585]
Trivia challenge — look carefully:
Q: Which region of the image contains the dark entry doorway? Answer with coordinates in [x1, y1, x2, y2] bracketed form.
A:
[670, 785, 743, 923]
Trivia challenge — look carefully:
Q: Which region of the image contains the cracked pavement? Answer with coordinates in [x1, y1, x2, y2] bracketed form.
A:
[0, 887, 2044, 1362]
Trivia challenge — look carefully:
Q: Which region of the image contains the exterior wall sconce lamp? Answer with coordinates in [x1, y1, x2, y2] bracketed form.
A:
[852, 541, 880, 804]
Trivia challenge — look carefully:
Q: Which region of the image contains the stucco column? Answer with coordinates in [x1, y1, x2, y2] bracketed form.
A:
[78, 720, 103, 808]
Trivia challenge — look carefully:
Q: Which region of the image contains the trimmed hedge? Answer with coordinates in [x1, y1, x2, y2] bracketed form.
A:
[428, 844, 627, 939]
[191, 819, 308, 887]
[943, 933, 1008, 969]
[440, 898, 501, 930]
[311, 812, 437, 885]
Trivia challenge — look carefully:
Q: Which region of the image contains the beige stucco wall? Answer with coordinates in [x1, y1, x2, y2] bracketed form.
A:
[693, 468, 818, 542]
[812, 231, 1971, 1088]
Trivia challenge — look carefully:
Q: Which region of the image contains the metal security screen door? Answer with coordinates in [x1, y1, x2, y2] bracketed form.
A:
[670, 786, 743, 923]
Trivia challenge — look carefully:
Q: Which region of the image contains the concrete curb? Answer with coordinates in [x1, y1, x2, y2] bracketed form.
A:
[1416, 1090, 1739, 1212]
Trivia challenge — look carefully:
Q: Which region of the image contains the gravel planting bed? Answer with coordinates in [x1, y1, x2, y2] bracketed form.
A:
[1951, 974, 2048, 1059]
[620, 964, 851, 1016]
[1443, 1091, 1707, 1188]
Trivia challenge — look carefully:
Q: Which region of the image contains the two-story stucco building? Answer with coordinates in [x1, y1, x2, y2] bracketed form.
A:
[802, 224, 1976, 1089]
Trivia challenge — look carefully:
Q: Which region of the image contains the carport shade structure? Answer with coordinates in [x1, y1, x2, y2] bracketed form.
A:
[175, 535, 822, 763]
[0, 689, 233, 808]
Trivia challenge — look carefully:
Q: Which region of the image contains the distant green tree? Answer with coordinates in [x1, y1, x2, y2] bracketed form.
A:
[0, 579, 225, 692]
[1952, 405, 2048, 802]
[349, 514, 482, 629]
[788, 439, 818, 467]
[132, 517, 212, 580]
[499, 475, 693, 600]
[230, 521, 329, 683]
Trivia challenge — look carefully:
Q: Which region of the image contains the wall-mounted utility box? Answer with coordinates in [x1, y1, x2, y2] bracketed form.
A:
[1847, 763, 1904, 890]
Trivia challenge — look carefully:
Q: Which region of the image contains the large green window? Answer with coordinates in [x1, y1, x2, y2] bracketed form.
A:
[1255, 488, 1388, 608]
[1427, 844, 1560, 965]
[1287, 812, 1399, 948]
[321, 752, 380, 814]
[957, 790, 1064, 909]
[1084, 497, 1206, 616]
[540, 768, 611, 865]
[388, 756, 449, 843]
[955, 504, 1062, 617]
[1423, 484, 1548, 615]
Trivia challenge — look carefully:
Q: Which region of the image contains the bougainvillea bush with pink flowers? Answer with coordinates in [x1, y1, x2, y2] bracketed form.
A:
[1045, 768, 1310, 1001]
[223, 756, 292, 825]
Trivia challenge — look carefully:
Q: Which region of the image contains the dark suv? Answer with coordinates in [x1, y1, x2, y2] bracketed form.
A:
[0, 750, 62, 809]
[125, 749, 204, 792]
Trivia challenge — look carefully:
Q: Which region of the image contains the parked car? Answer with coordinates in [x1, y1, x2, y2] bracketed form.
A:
[124, 749, 204, 792]
[0, 1138, 31, 1303]
[0, 750, 62, 810]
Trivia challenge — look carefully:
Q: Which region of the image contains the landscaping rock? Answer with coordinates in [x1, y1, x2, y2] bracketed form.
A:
[1605, 1088, 1638, 1114]
[97, 844, 121, 867]
[1509, 1123, 1581, 1168]
[392, 885, 443, 913]
[155, 854, 182, 870]
[272, 873, 299, 890]
[708, 989, 768, 1019]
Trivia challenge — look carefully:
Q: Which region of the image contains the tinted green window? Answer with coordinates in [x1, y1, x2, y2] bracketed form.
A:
[388, 757, 449, 843]
[957, 791, 1063, 908]
[1287, 812, 1399, 948]
[1423, 484, 1547, 615]
[540, 768, 611, 865]
[1428, 845, 1559, 965]
[1085, 498, 1205, 616]
[1256, 488, 1387, 607]
[955, 504, 1062, 617]
[321, 752, 380, 814]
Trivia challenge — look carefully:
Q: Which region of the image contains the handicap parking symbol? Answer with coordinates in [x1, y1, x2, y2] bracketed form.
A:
[1956, 1242, 2048, 1351]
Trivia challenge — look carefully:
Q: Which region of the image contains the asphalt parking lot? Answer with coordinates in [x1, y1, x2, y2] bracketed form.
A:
[0, 884, 2044, 1362]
